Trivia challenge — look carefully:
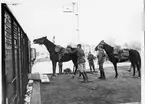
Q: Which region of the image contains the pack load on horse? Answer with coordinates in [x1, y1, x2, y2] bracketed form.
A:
[55, 45, 73, 61]
[33, 36, 78, 77]
[113, 46, 129, 61]
[95, 40, 141, 78]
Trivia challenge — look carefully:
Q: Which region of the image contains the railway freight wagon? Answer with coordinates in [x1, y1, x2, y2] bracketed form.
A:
[1, 4, 31, 104]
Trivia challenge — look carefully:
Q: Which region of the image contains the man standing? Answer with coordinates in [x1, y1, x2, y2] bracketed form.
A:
[97, 46, 106, 79]
[72, 44, 88, 82]
[87, 52, 96, 73]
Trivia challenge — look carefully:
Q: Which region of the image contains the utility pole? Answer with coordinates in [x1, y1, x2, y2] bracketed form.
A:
[73, 1, 80, 44]
[63, 0, 80, 44]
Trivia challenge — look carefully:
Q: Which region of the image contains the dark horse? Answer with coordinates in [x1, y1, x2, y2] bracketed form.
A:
[95, 40, 141, 78]
[33, 36, 78, 77]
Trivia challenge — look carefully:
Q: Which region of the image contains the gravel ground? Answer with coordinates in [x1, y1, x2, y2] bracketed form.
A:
[40, 65, 141, 104]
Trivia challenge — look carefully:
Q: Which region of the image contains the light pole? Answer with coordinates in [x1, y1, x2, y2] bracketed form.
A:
[63, 1, 80, 44]
[73, 1, 80, 44]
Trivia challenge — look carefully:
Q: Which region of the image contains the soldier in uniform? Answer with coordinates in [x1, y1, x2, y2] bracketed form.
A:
[87, 52, 96, 73]
[97, 46, 106, 79]
[71, 44, 88, 82]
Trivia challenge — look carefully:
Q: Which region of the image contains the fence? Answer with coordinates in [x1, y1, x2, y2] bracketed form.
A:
[2, 4, 31, 104]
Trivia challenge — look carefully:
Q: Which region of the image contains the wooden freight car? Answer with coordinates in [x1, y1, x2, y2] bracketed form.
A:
[2, 4, 32, 104]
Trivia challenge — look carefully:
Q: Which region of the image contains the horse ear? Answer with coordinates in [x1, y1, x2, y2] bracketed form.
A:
[45, 36, 47, 38]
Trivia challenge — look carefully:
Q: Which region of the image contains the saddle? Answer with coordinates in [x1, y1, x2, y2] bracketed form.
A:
[55, 45, 63, 53]
[55, 45, 72, 61]
[113, 48, 129, 60]
[55, 45, 72, 53]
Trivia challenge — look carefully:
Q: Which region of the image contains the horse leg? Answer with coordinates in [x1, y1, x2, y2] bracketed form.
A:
[113, 63, 118, 78]
[59, 63, 62, 75]
[72, 64, 78, 78]
[52, 61, 57, 77]
[131, 63, 136, 77]
[136, 53, 141, 77]
[136, 61, 141, 77]
[127, 64, 132, 72]
[129, 49, 141, 77]
[59, 66, 62, 75]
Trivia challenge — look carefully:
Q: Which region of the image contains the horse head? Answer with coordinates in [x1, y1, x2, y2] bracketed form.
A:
[33, 36, 47, 45]
[95, 40, 106, 51]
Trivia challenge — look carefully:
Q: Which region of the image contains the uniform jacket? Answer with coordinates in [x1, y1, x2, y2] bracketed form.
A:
[77, 48, 86, 64]
[71, 48, 86, 64]
[97, 50, 105, 64]
[87, 54, 95, 63]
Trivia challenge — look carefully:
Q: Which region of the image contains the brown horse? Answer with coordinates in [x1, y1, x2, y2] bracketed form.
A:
[95, 40, 141, 78]
[33, 36, 78, 77]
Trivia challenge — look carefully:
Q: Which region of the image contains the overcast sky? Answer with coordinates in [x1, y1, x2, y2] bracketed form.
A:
[7, 0, 143, 50]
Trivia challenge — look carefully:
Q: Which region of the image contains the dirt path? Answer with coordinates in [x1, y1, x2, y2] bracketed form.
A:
[40, 66, 141, 104]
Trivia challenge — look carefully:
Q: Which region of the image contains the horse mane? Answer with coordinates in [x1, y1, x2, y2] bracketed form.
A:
[104, 42, 114, 49]
[103, 42, 114, 55]
[43, 38, 56, 54]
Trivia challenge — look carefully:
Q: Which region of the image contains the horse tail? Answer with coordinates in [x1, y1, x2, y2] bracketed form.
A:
[137, 51, 141, 70]
[129, 49, 141, 69]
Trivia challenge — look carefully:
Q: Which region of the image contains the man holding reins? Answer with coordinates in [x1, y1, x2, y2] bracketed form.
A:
[97, 46, 106, 79]
[71, 44, 88, 82]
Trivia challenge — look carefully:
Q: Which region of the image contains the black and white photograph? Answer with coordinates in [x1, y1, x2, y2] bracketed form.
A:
[1, 0, 144, 104]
